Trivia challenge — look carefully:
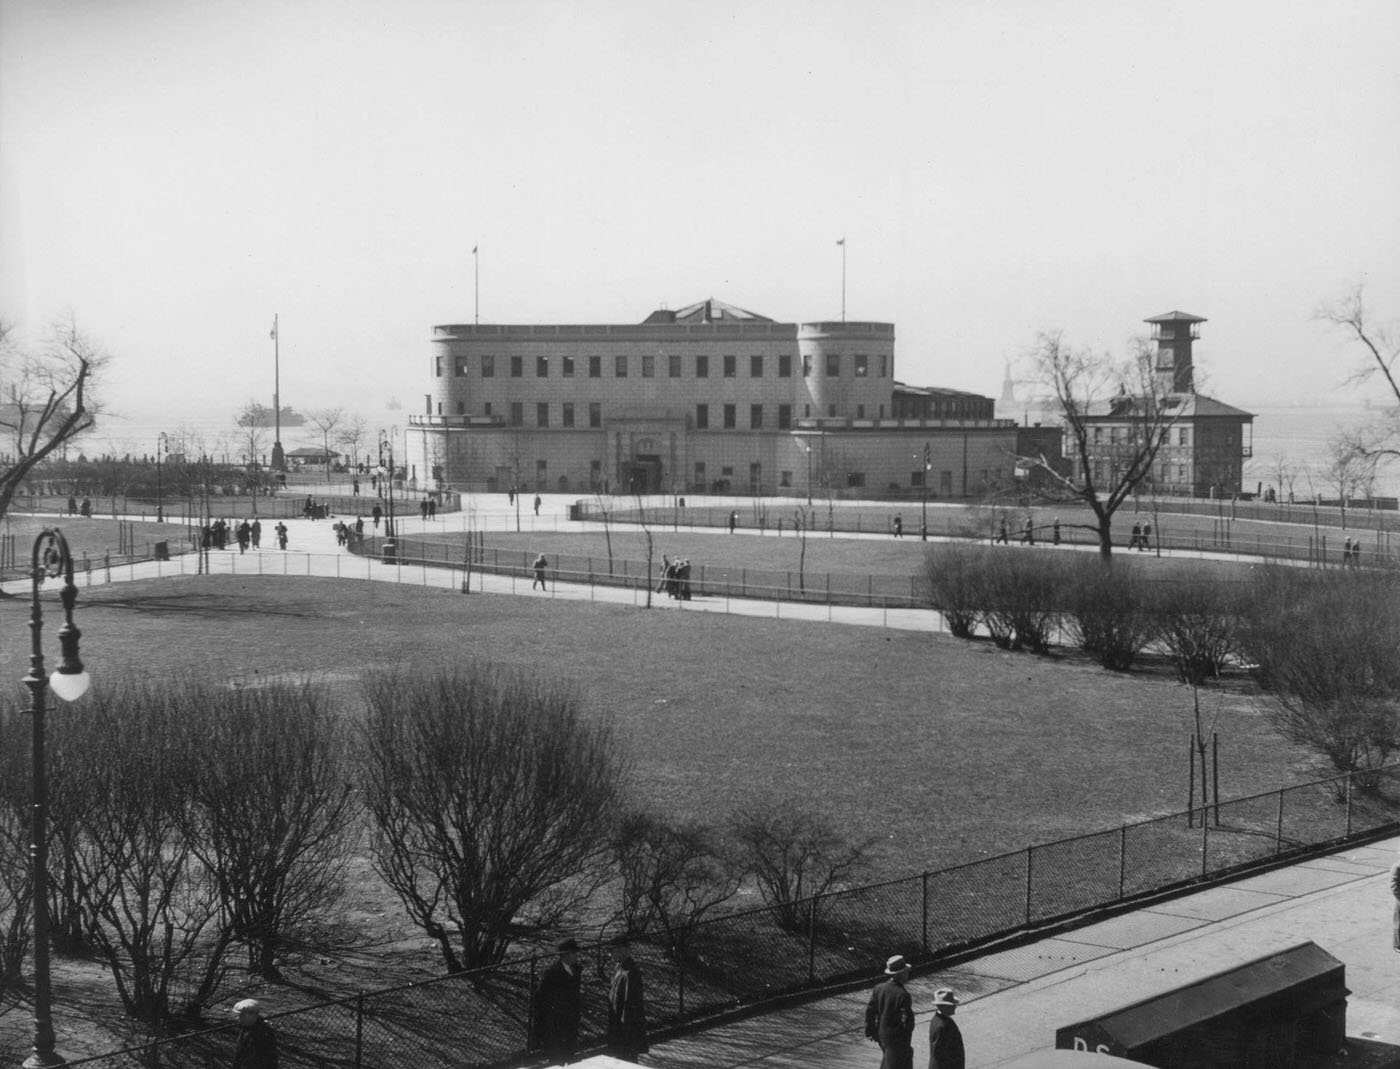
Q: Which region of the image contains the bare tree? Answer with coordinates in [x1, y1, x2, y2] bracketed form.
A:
[232, 400, 271, 467]
[727, 797, 872, 932]
[635, 493, 656, 607]
[792, 506, 813, 594]
[1319, 434, 1377, 528]
[1018, 332, 1178, 559]
[305, 407, 346, 482]
[180, 680, 358, 981]
[610, 813, 740, 959]
[0, 317, 105, 523]
[336, 412, 369, 472]
[360, 667, 625, 972]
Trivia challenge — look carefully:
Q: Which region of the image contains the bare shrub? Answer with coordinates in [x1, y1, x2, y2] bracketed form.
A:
[727, 797, 873, 932]
[918, 545, 986, 638]
[982, 551, 1067, 653]
[1063, 558, 1158, 671]
[360, 666, 625, 972]
[1241, 566, 1400, 776]
[1155, 574, 1244, 684]
[179, 679, 358, 982]
[611, 813, 740, 959]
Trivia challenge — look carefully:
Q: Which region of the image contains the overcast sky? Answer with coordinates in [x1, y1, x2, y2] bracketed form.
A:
[3, 0, 1398, 446]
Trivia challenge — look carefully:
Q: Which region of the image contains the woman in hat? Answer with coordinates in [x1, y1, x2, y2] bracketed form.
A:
[928, 988, 964, 1069]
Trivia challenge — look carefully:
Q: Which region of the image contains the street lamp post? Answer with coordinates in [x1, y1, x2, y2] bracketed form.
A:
[920, 442, 931, 540]
[155, 432, 168, 523]
[805, 445, 813, 506]
[23, 529, 91, 1069]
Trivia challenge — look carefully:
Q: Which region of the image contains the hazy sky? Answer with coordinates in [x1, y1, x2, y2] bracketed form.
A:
[3, 0, 1398, 448]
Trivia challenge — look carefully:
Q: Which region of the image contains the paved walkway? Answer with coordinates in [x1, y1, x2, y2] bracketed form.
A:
[645, 836, 1400, 1067]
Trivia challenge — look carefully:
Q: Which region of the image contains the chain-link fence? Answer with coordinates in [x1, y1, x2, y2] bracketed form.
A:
[56, 764, 1400, 1069]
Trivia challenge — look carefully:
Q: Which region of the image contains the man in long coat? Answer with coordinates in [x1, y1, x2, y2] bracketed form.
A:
[864, 955, 914, 1069]
[230, 999, 278, 1069]
[928, 988, 965, 1069]
[606, 935, 647, 1062]
[531, 937, 583, 1063]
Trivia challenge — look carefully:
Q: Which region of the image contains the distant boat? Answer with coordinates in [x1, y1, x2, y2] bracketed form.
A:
[386, 396, 403, 411]
[237, 403, 307, 428]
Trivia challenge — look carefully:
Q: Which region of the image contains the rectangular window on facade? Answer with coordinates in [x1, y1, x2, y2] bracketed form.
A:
[454, 357, 467, 376]
[723, 404, 736, 429]
[802, 354, 812, 377]
[779, 354, 792, 377]
[642, 355, 655, 378]
[536, 460, 547, 481]
[434, 357, 443, 377]
[511, 356, 523, 377]
[780, 471, 792, 487]
[484, 402, 492, 416]
[826, 353, 840, 376]
[537, 356, 548, 377]
[880, 354, 888, 377]
[510, 402, 523, 427]
[615, 355, 628, 377]
[562, 355, 575, 377]
[481, 354, 495, 377]
[827, 404, 836, 417]
[750, 404, 763, 429]
[879, 404, 885, 418]
[425, 395, 432, 414]
[778, 404, 791, 429]
[721, 466, 734, 476]
[750, 355, 763, 378]
[669, 354, 681, 377]
[846, 472, 866, 488]
[723, 355, 736, 378]
[536, 403, 549, 427]
[749, 462, 761, 488]
[854, 354, 869, 377]
[589, 402, 602, 428]
[695, 404, 709, 429]
[589, 355, 601, 378]
[696, 355, 709, 377]
[911, 470, 925, 487]
[857, 404, 865, 418]
[456, 401, 465, 415]
[1178, 427, 1190, 446]
[562, 402, 575, 428]
[590, 459, 602, 489]
[804, 404, 810, 417]
[1093, 427, 1103, 443]
[694, 461, 706, 486]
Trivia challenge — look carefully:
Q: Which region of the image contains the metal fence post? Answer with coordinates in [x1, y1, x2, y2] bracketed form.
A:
[354, 991, 365, 1069]
[1346, 772, 1353, 837]
[1024, 847, 1033, 925]
[921, 872, 930, 953]
[808, 896, 817, 982]
[1201, 801, 1210, 877]
[1118, 824, 1127, 900]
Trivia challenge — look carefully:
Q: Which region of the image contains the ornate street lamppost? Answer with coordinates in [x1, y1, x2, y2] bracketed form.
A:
[23, 528, 91, 1069]
[805, 444, 813, 506]
[919, 442, 931, 540]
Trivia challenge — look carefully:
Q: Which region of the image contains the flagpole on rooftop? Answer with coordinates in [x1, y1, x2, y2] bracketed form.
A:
[837, 237, 846, 322]
[270, 314, 285, 472]
[473, 245, 479, 325]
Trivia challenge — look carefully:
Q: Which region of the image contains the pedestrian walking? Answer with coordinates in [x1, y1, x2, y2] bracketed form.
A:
[1354, 539, 1363, 567]
[1140, 521, 1152, 552]
[1343, 538, 1353, 567]
[230, 999, 278, 1069]
[372, 504, 382, 530]
[530, 937, 583, 1064]
[605, 935, 648, 1063]
[251, 519, 262, 549]
[420, 498, 429, 520]
[532, 553, 548, 591]
[864, 954, 914, 1069]
[729, 510, 738, 534]
[995, 517, 1009, 544]
[928, 988, 964, 1069]
[534, 494, 542, 516]
[1129, 522, 1142, 550]
[352, 478, 360, 496]
[893, 514, 903, 538]
[428, 496, 437, 519]
[274, 522, 288, 550]
[1052, 517, 1061, 545]
[1022, 517, 1034, 545]
[236, 521, 251, 554]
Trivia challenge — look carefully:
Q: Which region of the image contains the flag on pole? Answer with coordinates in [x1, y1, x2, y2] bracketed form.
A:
[270, 316, 278, 341]
[472, 245, 478, 255]
[836, 237, 845, 246]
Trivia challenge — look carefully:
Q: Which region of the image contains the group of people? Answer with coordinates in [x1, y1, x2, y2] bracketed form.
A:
[418, 496, 438, 520]
[657, 555, 694, 600]
[865, 955, 964, 1069]
[993, 517, 1062, 546]
[200, 517, 263, 552]
[66, 495, 93, 517]
[332, 517, 366, 547]
[1342, 537, 1365, 566]
[1126, 521, 1154, 551]
[526, 934, 649, 1064]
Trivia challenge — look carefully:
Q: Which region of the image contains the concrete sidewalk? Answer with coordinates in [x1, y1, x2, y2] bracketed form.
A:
[643, 836, 1400, 1067]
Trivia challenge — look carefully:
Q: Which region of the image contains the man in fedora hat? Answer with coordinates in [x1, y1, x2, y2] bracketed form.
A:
[863, 954, 915, 1069]
[531, 937, 583, 1063]
[605, 934, 648, 1062]
[928, 988, 964, 1069]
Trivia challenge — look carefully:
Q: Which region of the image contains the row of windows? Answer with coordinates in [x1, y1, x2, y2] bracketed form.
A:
[429, 396, 886, 422]
[435, 352, 891, 380]
[1090, 425, 1193, 446]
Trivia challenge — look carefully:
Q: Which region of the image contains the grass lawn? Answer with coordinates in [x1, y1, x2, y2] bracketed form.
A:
[1, 572, 1303, 872]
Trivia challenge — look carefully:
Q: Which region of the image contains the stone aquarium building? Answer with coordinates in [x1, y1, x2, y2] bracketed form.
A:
[406, 298, 1017, 499]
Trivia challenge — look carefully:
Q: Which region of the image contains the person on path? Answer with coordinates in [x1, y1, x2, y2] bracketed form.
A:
[605, 935, 648, 1063]
[420, 498, 429, 520]
[530, 937, 583, 1064]
[1022, 518, 1034, 545]
[354, 516, 364, 542]
[1129, 522, 1142, 550]
[230, 999, 278, 1069]
[893, 514, 903, 538]
[274, 522, 288, 550]
[532, 553, 548, 591]
[352, 478, 360, 496]
[534, 494, 542, 516]
[1052, 517, 1062, 545]
[1343, 538, 1353, 567]
[995, 518, 1008, 544]
[1140, 521, 1153, 552]
[372, 504, 382, 530]
[928, 988, 964, 1069]
[251, 519, 262, 549]
[864, 954, 914, 1069]
[428, 497, 437, 519]
[1355, 539, 1364, 567]
[236, 521, 251, 554]
[729, 510, 738, 534]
